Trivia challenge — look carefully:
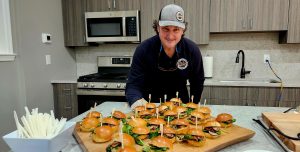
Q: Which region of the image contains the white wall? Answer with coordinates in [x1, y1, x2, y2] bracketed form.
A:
[0, 0, 77, 151]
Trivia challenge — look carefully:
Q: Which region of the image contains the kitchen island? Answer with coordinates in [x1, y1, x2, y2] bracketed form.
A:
[63, 102, 289, 152]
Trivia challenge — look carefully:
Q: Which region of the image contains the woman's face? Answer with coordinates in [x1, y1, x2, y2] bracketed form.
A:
[158, 25, 184, 50]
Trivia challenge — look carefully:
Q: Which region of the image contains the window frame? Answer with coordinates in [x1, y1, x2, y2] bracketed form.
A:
[0, 0, 15, 61]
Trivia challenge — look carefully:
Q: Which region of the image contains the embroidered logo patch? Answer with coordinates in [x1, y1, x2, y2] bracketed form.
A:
[177, 58, 188, 70]
[176, 11, 184, 22]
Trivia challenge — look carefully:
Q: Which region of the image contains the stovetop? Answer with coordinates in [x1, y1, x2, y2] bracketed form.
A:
[78, 73, 128, 82]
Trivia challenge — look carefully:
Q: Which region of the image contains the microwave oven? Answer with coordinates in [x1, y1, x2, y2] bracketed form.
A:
[85, 10, 140, 43]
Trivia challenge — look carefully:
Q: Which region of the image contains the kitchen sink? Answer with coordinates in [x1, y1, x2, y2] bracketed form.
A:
[219, 79, 280, 83]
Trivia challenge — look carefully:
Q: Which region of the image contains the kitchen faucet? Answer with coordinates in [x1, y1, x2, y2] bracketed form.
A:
[235, 50, 251, 78]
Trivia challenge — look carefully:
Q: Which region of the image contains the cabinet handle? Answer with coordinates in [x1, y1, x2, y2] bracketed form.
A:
[249, 19, 253, 29]
[63, 88, 71, 91]
[113, 0, 116, 9]
[108, 0, 111, 9]
[242, 20, 246, 29]
[65, 106, 72, 110]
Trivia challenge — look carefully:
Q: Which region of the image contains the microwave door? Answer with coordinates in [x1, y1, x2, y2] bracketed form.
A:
[86, 17, 123, 42]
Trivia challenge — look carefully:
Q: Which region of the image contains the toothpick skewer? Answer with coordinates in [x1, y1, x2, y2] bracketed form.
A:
[100, 114, 103, 126]
[177, 112, 180, 120]
[191, 95, 194, 103]
[159, 98, 161, 105]
[94, 102, 97, 109]
[111, 108, 115, 118]
[196, 116, 198, 129]
[167, 116, 170, 126]
[160, 124, 163, 137]
[204, 99, 207, 106]
[120, 123, 124, 149]
[135, 109, 138, 118]
[164, 94, 167, 103]
[149, 94, 151, 103]
[156, 108, 159, 119]
[176, 91, 179, 98]
[198, 100, 201, 108]
[89, 107, 92, 118]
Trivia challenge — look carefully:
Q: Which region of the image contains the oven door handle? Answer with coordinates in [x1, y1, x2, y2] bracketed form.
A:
[77, 89, 125, 96]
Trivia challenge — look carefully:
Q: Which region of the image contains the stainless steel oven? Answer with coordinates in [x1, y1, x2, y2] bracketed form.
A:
[77, 56, 131, 114]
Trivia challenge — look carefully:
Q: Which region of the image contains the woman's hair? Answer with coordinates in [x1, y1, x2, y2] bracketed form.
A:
[152, 20, 188, 36]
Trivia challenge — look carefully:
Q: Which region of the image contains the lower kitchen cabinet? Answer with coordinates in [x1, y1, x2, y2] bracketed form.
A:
[53, 83, 78, 120]
[202, 86, 300, 108]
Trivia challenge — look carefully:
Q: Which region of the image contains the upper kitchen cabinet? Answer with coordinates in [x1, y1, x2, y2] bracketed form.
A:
[140, 0, 174, 41]
[141, 0, 210, 44]
[175, 0, 210, 44]
[279, 0, 300, 43]
[86, 0, 140, 12]
[210, 0, 289, 32]
[62, 0, 88, 46]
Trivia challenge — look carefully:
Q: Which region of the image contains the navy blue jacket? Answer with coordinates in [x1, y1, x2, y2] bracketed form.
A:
[126, 35, 205, 106]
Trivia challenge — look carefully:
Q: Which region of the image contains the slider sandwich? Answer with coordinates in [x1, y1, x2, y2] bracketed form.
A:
[80, 117, 100, 132]
[216, 113, 236, 128]
[174, 106, 188, 119]
[102, 117, 119, 132]
[147, 118, 166, 139]
[92, 126, 114, 143]
[132, 126, 150, 146]
[112, 111, 126, 123]
[149, 136, 173, 152]
[184, 128, 206, 147]
[170, 119, 190, 142]
[106, 133, 135, 152]
[203, 121, 221, 139]
[187, 111, 205, 125]
[170, 98, 182, 106]
[86, 111, 101, 118]
[145, 102, 156, 113]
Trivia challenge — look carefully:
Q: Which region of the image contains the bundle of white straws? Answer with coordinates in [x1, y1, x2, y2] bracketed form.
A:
[13, 107, 66, 139]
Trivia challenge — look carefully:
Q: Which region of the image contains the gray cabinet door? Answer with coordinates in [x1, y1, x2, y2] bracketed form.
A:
[248, 0, 289, 31]
[175, 0, 210, 44]
[62, 0, 87, 46]
[140, 0, 174, 41]
[210, 0, 248, 32]
[87, 0, 140, 12]
[279, 0, 300, 43]
[210, 0, 289, 32]
[53, 83, 78, 120]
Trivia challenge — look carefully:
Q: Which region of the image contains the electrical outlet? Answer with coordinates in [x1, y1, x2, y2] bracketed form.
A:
[264, 54, 270, 63]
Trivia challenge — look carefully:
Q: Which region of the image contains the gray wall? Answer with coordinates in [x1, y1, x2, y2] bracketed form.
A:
[0, 0, 77, 151]
[76, 33, 300, 82]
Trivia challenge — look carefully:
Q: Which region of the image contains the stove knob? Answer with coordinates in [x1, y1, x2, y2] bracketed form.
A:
[90, 83, 95, 88]
[117, 84, 121, 88]
[83, 83, 88, 87]
[103, 84, 108, 88]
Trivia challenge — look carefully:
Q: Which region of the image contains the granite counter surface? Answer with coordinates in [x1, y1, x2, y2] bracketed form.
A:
[63, 102, 290, 152]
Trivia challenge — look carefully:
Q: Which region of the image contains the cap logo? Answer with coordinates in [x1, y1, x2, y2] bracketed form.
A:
[177, 58, 188, 70]
[176, 11, 184, 22]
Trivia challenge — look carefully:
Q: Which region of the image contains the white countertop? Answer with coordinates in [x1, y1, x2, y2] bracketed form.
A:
[50, 80, 77, 83]
[204, 79, 300, 88]
[63, 102, 290, 152]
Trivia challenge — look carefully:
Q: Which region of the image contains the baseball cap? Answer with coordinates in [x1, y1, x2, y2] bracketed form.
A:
[159, 4, 185, 29]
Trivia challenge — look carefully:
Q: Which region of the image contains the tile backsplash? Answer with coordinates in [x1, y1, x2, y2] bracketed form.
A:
[76, 33, 300, 82]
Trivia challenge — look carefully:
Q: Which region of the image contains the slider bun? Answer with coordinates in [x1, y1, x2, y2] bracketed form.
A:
[92, 126, 113, 143]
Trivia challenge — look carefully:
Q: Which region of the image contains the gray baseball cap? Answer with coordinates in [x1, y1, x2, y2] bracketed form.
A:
[159, 4, 185, 29]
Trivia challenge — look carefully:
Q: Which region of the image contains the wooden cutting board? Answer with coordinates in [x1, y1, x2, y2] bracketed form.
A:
[73, 122, 255, 152]
[262, 112, 300, 152]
